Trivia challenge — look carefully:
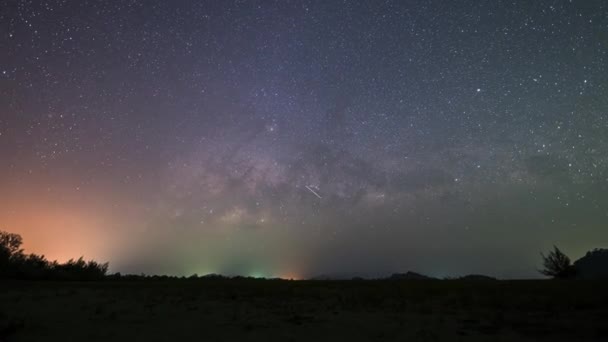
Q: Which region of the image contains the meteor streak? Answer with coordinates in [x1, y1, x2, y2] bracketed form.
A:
[305, 185, 322, 199]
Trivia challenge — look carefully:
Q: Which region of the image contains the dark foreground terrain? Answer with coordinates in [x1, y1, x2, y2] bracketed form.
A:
[1, 279, 607, 341]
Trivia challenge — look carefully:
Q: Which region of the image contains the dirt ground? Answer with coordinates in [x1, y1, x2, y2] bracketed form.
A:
[1, 279, 607, 341]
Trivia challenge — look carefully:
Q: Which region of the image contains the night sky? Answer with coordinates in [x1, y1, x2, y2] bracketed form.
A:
[1, 0, 607, 279]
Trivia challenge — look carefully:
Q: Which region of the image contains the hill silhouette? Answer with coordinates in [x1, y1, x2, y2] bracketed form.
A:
[388, 271, 436, 280]
[457, 274, 497, 281]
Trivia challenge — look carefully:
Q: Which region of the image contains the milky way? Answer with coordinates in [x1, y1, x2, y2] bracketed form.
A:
[1, 0, 607, 278]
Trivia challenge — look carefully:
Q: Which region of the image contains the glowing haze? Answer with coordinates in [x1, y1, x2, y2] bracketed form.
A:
[1, 1, 607, 278]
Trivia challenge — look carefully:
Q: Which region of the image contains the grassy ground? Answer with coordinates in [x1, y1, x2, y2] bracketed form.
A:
[1, 279, 607, 341]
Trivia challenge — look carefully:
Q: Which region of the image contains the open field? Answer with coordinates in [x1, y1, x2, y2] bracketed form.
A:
[1, 279, 607, 341]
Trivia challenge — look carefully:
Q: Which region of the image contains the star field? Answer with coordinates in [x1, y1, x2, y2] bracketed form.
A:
[1, 0, 607, 278]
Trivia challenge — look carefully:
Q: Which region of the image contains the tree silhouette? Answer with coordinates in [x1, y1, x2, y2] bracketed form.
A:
[0, 231, 25, 277]
[0, 230, 23, 257]
[539, 246, 576, 279]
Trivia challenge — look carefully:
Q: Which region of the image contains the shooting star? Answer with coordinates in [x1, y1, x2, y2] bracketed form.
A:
[305, 185, 322, 199]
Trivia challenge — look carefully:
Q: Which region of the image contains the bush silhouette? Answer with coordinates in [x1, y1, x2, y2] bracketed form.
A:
[14, 253, 52, 279]
[53, 257, 109, 280]
[539, 246, 576, 279]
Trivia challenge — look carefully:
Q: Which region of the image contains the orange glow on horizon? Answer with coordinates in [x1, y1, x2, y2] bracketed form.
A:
[0, 183, 131, 264]
[279, 272, 302, 281]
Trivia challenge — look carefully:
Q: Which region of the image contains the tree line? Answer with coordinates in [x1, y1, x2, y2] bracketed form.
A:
[0, 230, 108, 280]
